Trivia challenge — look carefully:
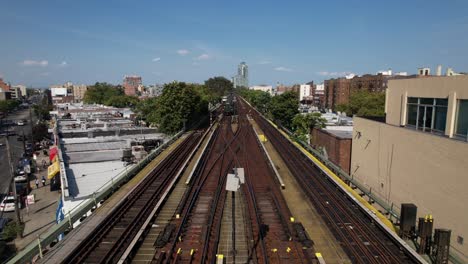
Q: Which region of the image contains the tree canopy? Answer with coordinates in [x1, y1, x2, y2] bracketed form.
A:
[142, 82, 208, 134]
[238, 88, 271, 114]
[292, 113, 326, 142]
[269, 91, 299, 129]
[204, 76, 233, 101]
[0, 100, 20, 113]
[83, 82, 125, 105]
[336, 90, 385, 117]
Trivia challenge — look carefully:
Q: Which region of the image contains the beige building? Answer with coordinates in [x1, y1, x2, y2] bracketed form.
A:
[73, 84, 88, 102]
[12, 85, 27, 97]
[351, 75, 468, 261]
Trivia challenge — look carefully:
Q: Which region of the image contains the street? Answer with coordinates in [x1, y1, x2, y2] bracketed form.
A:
[0, 108, 36, 202]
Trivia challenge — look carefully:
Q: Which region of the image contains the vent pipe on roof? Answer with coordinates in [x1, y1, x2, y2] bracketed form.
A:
[436, 65, 442, 76]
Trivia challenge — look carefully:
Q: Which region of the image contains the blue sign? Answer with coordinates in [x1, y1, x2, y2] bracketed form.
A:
[56, 198, 65, 240]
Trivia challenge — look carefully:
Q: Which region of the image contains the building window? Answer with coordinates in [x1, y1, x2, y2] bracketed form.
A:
[406, 97, 448, 135]
[455, 100, 468, 141]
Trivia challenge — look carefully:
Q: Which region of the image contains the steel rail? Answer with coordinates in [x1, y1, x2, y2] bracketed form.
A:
[63, 132, 202, 263]
[249, 104, 417, 264]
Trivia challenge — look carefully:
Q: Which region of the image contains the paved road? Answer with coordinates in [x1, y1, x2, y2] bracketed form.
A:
[0, 108, 36, 198]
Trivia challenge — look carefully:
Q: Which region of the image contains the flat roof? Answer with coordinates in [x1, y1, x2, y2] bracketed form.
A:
[324, 128, 353, 139]
[66, 161, 128, 199]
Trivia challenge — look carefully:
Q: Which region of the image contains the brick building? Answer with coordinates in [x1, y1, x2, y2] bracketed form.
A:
[310, 127, 352, 174]
[276, 84, 300, 95]
[123, 76, 142, 96]
[325, 74, 394, 110]
[0, 78, 10, 92]
[324, 78, 351, 110]
[350, 74, 388, 93]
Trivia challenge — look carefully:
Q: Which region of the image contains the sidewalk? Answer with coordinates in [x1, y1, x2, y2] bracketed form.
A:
[15, 150, 60, 251]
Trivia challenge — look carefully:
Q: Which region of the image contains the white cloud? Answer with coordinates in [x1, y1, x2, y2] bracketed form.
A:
[21, 60, 48, 67]
[258, 60, 271, 65]
[317, 71, 354, 77]
[152, 57, 161, 62]
[59, 61, 68, 67]
[177, 49, 190, 56]
[274, 66, 293, 72]
[195, 54, 211, 60]
[192, 62, 200, 66]
[39, 72, 50, 76]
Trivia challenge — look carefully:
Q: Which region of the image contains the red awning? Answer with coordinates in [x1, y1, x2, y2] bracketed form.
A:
[49, 146, 58, 161]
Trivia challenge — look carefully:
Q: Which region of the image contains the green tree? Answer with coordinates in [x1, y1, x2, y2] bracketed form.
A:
[204, 76, 233, 101]
[150, 82, 206, 134]
[104, 95, 139, 108]
[32, 96, 53, 121]
[336, 90, 385, 116]
[83, 82, 124, 104]
[0, 100, 20, 113]
[32, 123, 49, 142]
[292, 113, 327, 142]
[269, 91, 299, 129]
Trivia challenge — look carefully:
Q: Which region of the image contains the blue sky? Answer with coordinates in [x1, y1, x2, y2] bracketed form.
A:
[1, 0, 468, 87]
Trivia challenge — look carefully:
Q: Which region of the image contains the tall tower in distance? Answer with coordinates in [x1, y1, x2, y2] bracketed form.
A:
[233, 62, 249, 88]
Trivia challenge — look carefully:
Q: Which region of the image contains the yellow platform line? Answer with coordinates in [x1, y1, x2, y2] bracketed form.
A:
[266, 119, 396, 232]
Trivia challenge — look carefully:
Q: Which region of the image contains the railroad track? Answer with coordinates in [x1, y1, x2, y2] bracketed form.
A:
[244, 98, 420, 264]
[161, 117, 241, 263]
[237, 108, 315, 264]
[155, 102, 315, 264]
[62, 132, 203, 264]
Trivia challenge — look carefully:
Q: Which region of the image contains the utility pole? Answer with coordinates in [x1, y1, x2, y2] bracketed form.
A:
[22, 129, 31, 194]
[6, 137, 23, 238]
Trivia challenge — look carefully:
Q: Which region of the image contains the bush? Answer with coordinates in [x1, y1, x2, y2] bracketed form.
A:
[2, 221, 24, 241]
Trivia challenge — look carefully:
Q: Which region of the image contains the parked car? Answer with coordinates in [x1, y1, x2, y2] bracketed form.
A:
[0, 196, 19, 212]
[17, 121, 24, 126]
[14, 175, 27, 183]
[15, 167, 25, 176]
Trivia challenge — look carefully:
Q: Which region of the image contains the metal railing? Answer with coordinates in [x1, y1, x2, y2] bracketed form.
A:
[242, 97, 466, 264]
[7, 129, 184, 264]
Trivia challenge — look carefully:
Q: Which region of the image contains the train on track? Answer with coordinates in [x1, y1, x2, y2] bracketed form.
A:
[222, 92, 237, 116]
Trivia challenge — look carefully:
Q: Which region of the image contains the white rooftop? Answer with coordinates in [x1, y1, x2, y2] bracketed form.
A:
[66, 160, 129, 199]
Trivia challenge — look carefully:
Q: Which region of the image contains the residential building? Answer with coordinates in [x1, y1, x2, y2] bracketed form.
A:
[232, 62, 249, 88]
[299, 83, 313, 102]
[51, 86, 74, 104]
[276, 84, 300, 95]
[123, 75, 142, 96]
[313, 83, 325, 109]
[250, 85, 273, 95]
[325, 73, 404, 110]
[146, 84, 164, 97]
[0, 78, 10, 92]
[324, 78, 351, 110]
[351, 76, 468, 260]
[12, 85, 27, 97]
[72, 84, 88, 102]
[10, 86, 22, 99]
[350, 74, 388, 93]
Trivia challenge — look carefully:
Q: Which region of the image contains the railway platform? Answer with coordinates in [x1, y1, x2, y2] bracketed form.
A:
[39, 134, 190, 263]
[249, 117, 352, 264]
